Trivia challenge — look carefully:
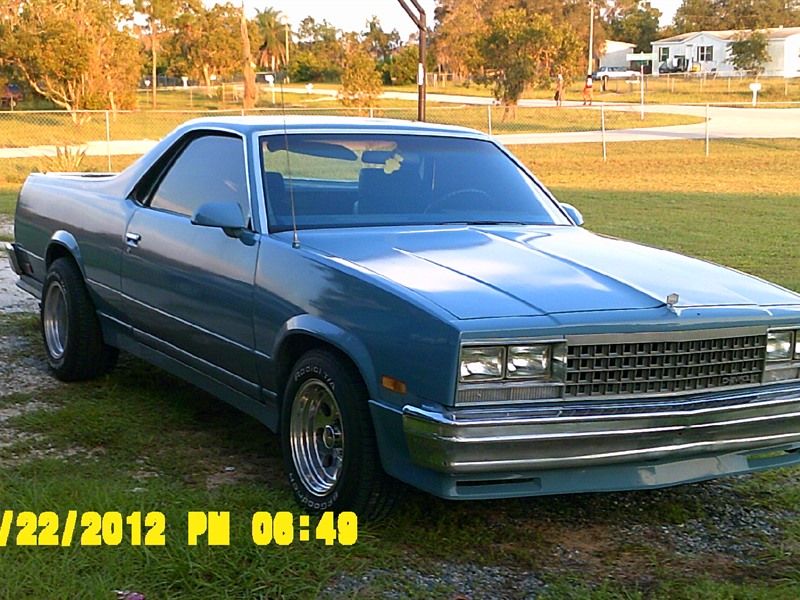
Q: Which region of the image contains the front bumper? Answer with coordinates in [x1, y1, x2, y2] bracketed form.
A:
[403, 383, 800, 476]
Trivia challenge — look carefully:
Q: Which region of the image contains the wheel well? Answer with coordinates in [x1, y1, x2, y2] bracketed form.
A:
[46, 244, 76, 270]
[275, 334, 367, 402]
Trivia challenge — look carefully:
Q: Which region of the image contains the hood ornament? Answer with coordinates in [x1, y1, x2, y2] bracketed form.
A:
[666, 293, 680, 314]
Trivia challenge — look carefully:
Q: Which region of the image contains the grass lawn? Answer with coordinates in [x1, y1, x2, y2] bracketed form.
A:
[0, 88, 701, 149]
[394, 75, 800, 106]
[1, 139, 799, 597]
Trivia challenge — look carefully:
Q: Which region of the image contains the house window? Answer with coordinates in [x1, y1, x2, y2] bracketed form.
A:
[698, 45, 713, 61]
[659, 47, 669, 61]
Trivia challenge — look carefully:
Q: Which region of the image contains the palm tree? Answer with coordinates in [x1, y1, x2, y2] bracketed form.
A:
[254, 7, 287, 71]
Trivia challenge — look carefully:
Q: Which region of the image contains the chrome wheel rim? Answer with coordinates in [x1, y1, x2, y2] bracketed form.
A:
[290, 379, 344, 495]
[43, 281, 68, 360]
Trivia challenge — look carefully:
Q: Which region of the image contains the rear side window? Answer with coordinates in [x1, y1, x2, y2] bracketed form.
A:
[149, 134, 250, 223]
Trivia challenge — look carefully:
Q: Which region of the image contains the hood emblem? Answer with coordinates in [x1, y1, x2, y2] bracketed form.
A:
[666, 293, 680, 307]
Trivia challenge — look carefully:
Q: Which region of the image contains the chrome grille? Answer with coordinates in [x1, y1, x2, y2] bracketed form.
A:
[565, 331, 767, 398]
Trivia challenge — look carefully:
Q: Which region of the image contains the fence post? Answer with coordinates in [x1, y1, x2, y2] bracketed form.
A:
[705, 103, 710, 157]
[487, 104, 492, 136]
[601, 105, 607, 162]
[105, 110, 112, 172]
[370, 107, 374, 119]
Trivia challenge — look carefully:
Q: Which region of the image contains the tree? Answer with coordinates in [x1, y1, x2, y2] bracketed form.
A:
[165, 4, 242, 92]
[672, 0, 800, 32]
[387, 44, 421, 85]
[291, 17, 343, 82]
[135, 0, 180, 109]
[254, 7, 287, 71]
[240, 1, 257, 109]
[338, 38, 382, 114]
[479, 8, 581, 119]
[0, 0, 142, 120]
[728, 30, 772, 74]
[362, 16, 400, 63]
[607, 1, 662, 52]
[432, 0, 486, 77]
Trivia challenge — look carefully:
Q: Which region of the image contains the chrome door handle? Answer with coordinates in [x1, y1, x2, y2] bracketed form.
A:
[125, 232, 141, 248]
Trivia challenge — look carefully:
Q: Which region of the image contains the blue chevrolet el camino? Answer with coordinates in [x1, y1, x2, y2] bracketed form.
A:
[7, 116, 800, 518]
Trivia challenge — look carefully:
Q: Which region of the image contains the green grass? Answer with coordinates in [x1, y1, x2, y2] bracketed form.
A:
[1, 139, 799, 597]
[0, 185, 18, 215]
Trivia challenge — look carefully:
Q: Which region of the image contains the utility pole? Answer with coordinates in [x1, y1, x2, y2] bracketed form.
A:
[397, 0, 427, 121]
[588, 1, 594, 75]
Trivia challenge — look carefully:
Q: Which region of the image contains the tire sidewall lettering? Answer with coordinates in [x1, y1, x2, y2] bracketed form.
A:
[288, 472, 339, 510]
[293, 364, 335, 391]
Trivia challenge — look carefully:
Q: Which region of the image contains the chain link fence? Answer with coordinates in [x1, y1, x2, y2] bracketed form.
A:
[0, 101, 798, 175]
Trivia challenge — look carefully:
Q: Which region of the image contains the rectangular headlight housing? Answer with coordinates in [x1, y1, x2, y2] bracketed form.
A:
[767, 330, 795, 361]
[507, 345, 550, 379]
[459, 342, 566, 383]
[460, 346, 505, 382]
[764, 328, 800, 384]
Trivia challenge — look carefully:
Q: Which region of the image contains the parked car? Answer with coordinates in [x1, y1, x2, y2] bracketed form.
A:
[592, 66, 642, 82]
[659, 60, 689, 74]
[1, 84, 23, 107]
[7, 117, 800, 519]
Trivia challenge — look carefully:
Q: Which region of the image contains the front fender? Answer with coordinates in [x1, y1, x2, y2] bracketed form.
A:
[273, 314, 379, 399]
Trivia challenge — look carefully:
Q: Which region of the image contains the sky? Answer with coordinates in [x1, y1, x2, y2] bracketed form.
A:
[226, 0, 683, 40]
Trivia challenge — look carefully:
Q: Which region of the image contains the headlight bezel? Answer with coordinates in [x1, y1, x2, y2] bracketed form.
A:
[767, 328, 799, 362]
[459, 340, 567, 384]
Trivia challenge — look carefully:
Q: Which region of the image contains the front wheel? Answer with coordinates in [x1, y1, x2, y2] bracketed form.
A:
[41, 258, 119, 381]
[281, 349, 400, 519]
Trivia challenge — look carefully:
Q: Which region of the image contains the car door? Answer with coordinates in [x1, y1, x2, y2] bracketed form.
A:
[120, 132, 261, 398]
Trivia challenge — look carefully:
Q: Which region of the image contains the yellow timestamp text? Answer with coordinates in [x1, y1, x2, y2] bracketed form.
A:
[0, 510, 357, 547]
[189, 510, 357, 546]
[0, 510, 166, 547]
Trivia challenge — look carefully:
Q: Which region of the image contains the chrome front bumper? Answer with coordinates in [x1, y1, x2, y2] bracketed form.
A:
[402, 384, 800, 475]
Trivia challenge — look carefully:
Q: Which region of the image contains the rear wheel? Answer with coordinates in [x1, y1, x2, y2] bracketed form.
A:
[281, 349, 401, 520]
[41, 258, 119, 381]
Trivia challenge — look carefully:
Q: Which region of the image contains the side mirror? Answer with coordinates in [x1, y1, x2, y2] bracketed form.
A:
[192, 202, 246, 238]
[561, 203, 584, 226]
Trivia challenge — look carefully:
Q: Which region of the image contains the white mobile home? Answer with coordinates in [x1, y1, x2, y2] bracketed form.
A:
[652, 27, 800, 77]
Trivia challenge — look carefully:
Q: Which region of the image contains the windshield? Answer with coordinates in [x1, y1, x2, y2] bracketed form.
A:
[260, 133, 569, 232]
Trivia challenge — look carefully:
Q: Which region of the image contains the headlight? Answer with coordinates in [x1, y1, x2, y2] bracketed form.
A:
[507, 345, 550, 379]
[460, 342, 566, 383]
[460, 347, 505, 381]
[767, 330, 795, 361]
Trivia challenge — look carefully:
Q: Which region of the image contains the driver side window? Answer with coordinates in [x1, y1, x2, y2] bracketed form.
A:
[150, 134, 250, 224]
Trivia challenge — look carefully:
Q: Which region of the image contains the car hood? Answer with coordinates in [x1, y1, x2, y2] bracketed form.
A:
[298, 226, 800, 320]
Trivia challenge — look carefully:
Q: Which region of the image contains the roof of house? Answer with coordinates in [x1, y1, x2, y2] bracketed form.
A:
[655, 26, 800, 44]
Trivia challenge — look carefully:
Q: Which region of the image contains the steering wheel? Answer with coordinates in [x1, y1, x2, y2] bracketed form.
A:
[425, 188, 492, 213]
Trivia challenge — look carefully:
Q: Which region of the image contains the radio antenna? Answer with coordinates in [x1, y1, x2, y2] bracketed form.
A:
[279, 81, 300, 249]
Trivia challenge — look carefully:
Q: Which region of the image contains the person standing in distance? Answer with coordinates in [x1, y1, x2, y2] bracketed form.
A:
[554, 73, 564, 107]
[582, 74, 593, 106]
